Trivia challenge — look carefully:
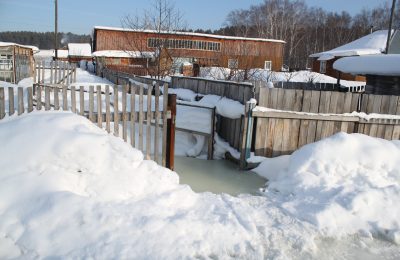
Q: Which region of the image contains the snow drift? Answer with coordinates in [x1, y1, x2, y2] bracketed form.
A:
[0, 111, 319, 259]
[254, 133, 400, 244]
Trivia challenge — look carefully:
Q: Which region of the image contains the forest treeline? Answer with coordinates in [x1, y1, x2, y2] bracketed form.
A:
[0, 31, 91, 49]
[193, 0, 400, 69]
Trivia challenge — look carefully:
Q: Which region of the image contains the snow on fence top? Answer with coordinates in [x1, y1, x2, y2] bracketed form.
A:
[0, 41, 39, 53]
[333, 54, 400, 76]
[94, 26, 286, 44]
[310, 30, 391, 60]
[92, 50, 155, 58]
[68, 43, 92, 57]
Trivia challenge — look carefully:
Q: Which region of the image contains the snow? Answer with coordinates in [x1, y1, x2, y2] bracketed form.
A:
[0, 111, 318, 259]
[1, 109, 400, 257]
[68, 43, 92, 57]
[0, 41, 39, 53]
[92, 50, 154, 58]
[254, 132, 400, 244]
[94, 26, 286, 43]
[310, 30, 391, 58]
[200, 67, 366, 87]
[168, 88, 197, 101]
[53, 49, 68, 58]
[169, 88, 244, 119]
[333, 54, 400, 76]
[253, 107, 400, 121]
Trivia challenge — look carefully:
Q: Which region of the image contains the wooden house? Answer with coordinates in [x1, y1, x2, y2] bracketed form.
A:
[334, 54, 400, 95]
[67, 43, 92, 63]
[92, 26, 285, 76]
[309, 30, 400, 81]
[0, 42, 38, 83]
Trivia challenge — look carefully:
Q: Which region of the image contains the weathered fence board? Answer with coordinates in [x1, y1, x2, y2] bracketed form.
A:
[249, 86, 400, 161]
[0, 83, 174, 169]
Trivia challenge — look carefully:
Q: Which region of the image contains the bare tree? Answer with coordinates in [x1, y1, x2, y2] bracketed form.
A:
[121, 0, 187, 78]
[221, 0, 400, 70]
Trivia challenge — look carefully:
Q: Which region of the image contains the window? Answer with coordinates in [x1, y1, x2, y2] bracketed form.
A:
[147, 38, 221, 52]
[228, 59, 238, 69]
[320, 61, 326, 74]
[264, 61, 272, 71]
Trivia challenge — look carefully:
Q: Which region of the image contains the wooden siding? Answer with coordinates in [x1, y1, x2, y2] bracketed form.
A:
[94, 28, 284, 71]
[252, 87, 400, 157]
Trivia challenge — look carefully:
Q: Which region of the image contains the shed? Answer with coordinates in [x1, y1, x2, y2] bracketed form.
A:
[67, 43, 92, 63]
[0, 42, 38, 83]
[309, 30, 400, 81]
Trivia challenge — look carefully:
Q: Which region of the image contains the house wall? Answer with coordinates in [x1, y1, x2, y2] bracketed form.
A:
[312, 58, 366, 82]
[365, 75, 400, 95]
[93, 29, 284, 71]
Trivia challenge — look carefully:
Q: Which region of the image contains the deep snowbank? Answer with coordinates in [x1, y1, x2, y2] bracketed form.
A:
[254, 133, 400, 244]
[0, 112, 320, 259]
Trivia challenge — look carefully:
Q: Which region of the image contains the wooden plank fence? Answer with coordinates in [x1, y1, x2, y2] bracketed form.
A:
[271, 81, 366, 93]
[34, 61, 77, 85]
[100, 69, 218, 157]
[239, 86, 400, 168]
[0, 83, 175, 169]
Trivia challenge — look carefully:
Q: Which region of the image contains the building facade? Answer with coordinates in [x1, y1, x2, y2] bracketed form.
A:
[92, 26, 285, 77]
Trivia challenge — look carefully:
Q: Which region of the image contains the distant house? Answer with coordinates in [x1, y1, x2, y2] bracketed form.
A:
[52, 49, 69, 61]
[334, 54, 400, 95]
[67, 43, 92, 63]
[0, 42, 38, 83]
[92, 26, 285, 77]
[309, 30, 400, 81]
[49, 44, 92, 63]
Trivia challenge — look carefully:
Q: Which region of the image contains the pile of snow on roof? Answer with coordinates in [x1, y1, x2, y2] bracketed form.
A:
[68, 43, 92, 57]
[310, 30, 391, 60]
[333, 54, 400, 76]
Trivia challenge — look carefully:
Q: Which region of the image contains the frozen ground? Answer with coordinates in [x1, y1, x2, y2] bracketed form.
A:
[175, 156, 266, 196]
[0, 111, 399, 259]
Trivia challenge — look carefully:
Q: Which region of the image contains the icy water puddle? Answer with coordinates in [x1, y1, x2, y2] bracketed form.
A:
[174, 156, 266, 196]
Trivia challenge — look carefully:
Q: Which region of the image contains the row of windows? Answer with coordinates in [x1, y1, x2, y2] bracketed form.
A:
[228, 59, 272, 70]
[148, 38, 221, 52]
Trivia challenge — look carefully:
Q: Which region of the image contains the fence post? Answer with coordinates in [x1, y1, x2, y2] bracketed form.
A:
[207, 107, 216, 160]
[166, 94, 176, 170]
[0, 88, 5, 119]
[239, 99, 256, 170]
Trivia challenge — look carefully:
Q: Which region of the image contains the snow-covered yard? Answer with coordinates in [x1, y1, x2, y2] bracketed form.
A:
[1, 69, 400, 258]
[1, 110, 400, 258]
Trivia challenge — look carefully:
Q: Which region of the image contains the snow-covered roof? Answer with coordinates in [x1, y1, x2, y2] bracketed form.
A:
[0, 41, 39, 53]
[333, 54, 400, 76]
[68, 43, 92, 57]
[310, 30, 391, 59]
[92, 50, 154, 58]
[52, 49, 69, 58]
[94, 26, 286, 44]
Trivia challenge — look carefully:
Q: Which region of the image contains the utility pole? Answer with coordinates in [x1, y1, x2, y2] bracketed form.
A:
[385, 0, 397, 54]
[54, 0, 58, 59]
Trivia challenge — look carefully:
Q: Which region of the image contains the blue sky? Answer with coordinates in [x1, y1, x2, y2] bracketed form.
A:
[0, 0, 386, 34]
